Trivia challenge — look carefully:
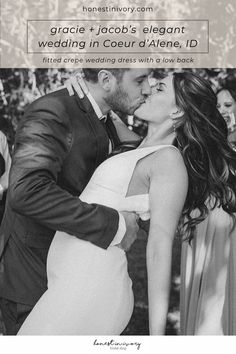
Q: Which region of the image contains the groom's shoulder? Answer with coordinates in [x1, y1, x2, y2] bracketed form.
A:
[26, 87, 74, 112]
[19, 88, 80, 132]
[21, 88, 86, 132]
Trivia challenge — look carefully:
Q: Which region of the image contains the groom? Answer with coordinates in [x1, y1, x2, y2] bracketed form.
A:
[0, 68, 151, 334]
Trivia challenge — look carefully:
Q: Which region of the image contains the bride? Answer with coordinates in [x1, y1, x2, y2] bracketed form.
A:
[18, 71, 236, 335]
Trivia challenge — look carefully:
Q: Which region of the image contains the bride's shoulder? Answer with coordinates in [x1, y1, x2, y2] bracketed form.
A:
[149, 145, 187, 180]
[150, 145, 182, 161]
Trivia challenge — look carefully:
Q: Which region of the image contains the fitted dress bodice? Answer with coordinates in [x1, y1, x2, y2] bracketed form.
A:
[18, 144, 175, 335]
[80, 145, 174, 221]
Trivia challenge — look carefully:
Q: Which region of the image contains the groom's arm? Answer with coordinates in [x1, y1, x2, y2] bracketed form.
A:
[8, 96, 119, 249]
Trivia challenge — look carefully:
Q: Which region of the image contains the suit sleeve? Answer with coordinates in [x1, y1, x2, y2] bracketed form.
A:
[8, 97, 119, 249]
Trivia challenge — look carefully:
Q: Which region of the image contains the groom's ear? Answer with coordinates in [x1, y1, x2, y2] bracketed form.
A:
[97, 70, 116, 92]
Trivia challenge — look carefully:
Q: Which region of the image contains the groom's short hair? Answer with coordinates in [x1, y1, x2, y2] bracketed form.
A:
[83, 69, 130, 83]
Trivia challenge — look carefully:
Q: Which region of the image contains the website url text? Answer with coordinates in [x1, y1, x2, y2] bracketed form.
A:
[82, 6, 154, 13]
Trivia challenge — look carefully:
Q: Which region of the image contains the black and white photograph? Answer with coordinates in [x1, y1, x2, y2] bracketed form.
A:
[0, 1, 236, 353]
[0, 67, 236, 337]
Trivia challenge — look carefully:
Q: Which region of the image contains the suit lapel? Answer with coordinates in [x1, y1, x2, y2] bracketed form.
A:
[105, 114, 121, 150]
[74, 94, 110, 166]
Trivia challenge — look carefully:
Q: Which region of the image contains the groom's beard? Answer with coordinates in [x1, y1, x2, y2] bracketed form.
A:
[105, 84, 142, 116]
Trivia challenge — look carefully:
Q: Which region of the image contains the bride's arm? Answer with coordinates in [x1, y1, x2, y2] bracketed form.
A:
[147, 147, 188, 335]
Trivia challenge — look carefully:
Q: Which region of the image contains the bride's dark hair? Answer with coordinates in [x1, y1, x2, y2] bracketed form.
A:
[111, 71, 236, 241]
[166, 71, 236, 241]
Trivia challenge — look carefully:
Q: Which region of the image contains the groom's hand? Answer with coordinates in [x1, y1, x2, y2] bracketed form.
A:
[118, 211, 139, 251]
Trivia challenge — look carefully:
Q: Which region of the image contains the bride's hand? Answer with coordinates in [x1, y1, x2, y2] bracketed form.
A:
[65, 70, 89, 98]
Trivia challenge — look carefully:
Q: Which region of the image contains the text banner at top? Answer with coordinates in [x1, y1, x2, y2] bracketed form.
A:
[0, 0, 235, 68]
[27, 20, 209, 54]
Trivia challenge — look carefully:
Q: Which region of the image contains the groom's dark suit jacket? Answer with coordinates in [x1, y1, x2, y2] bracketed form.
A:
[0, 88, 120, 306]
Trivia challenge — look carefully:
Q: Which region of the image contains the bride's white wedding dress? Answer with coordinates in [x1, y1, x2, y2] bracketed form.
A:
[18, 145, 173, 335]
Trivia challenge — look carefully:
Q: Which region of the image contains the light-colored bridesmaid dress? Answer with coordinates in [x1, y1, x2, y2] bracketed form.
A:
[180, 207, 235, 335]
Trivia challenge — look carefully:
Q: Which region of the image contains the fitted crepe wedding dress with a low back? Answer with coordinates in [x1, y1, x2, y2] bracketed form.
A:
[18, 144, 176, 335]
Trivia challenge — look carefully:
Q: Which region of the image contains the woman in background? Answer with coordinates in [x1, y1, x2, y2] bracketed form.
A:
[217, 83, 236, 149]
[216, 82, 236, 333]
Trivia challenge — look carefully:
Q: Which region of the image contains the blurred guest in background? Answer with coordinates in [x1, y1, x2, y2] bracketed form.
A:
[217, 83, 236, 149]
